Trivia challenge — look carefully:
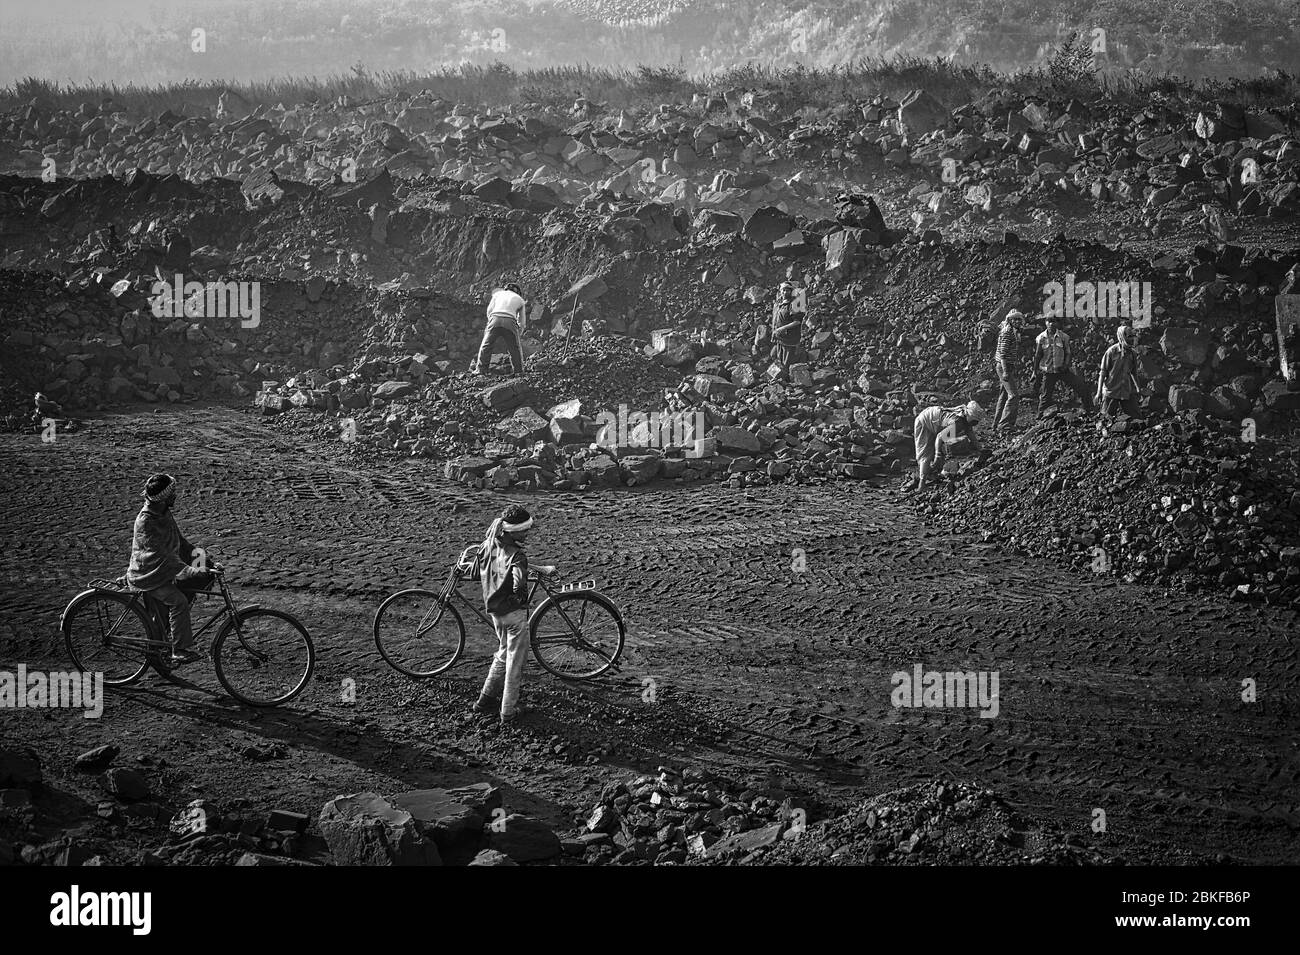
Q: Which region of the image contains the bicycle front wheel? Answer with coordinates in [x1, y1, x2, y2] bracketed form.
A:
[529, 591, 625, 680]
[63, 590, 154, 686]
[213, 608, 315, 707]
[373, 589, 465, 678]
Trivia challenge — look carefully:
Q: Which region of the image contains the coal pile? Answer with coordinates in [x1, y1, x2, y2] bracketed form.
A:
[739, 780, 1161, 866]
[571, 771, 1193, 865]
[912, 411, 1300, 607]
[569, 765, 816, 865]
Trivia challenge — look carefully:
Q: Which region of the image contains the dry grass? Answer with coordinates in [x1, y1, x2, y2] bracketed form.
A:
[3, 57, 1297, 115]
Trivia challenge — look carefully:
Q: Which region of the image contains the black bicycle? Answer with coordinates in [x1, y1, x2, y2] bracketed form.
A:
[374, 547, 625, 680]
[61, 568, 315, 707]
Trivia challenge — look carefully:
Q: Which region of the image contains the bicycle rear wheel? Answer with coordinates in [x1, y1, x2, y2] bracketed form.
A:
[213, 608, 315, 707]
[373, 588, 465, 677]
[62, 590, 154, 686]
[529, 591, 625, 680]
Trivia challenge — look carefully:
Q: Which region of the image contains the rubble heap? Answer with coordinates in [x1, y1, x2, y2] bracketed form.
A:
[3, 85, 1296, 256]
[570, 765, 815, 865]
[729, 779, 1162, 866]
[573, 771, 1196, 865]
[913, 411, 1300, 607]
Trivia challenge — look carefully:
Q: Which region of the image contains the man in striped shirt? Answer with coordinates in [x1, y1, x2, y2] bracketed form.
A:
[993, 309, 1023, 430]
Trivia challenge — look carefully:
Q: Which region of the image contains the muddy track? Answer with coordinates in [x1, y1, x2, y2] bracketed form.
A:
[1, 404, 1296, 862]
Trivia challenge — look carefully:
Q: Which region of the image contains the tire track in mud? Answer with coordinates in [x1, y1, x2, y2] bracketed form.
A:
[1, 405, 1297, 861]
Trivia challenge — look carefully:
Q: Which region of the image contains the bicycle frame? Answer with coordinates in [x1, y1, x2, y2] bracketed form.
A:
[92, 575, 243, 653]
[426, 563, 615, 664]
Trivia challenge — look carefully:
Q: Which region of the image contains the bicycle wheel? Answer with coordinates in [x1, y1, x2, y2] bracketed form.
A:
[373, 588, 465, 677]
[213, 608, 315, 707]
[529, 591, 625, 680]
[62, 590, 154, 686]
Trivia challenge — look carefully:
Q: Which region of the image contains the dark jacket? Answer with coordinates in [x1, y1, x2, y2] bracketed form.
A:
[771, 301, 804, 345]
[479, 537, 529, 615]
[126, 502, 195, 590]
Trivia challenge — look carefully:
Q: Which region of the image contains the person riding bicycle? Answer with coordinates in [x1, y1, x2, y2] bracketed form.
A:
[471, 504, 556, 726]
[125, 474, 213, 666]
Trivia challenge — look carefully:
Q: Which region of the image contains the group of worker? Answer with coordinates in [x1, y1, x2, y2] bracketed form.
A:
[909, 308, 1144, 491]
[472, 278, 817, 381]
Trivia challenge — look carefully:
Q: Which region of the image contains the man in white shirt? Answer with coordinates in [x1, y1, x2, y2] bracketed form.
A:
[471, 282, 527, 375]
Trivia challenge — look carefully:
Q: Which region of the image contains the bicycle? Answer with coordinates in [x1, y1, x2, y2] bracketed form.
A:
[374, 547, 625, 681]
[61, 568, 316, 707]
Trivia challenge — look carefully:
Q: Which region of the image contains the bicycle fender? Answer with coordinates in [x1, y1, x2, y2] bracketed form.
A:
[60, 588, 106, 629]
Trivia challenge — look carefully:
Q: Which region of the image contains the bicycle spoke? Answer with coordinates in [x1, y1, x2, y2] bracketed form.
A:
[530, 594, 623, 679]
[65, 593, 151, 685]
[375, 590, 463, 678]
[215, 610, 313, 706]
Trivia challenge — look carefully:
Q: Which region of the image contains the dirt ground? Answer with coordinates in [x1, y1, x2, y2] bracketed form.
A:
[1, 402, 1297, 863]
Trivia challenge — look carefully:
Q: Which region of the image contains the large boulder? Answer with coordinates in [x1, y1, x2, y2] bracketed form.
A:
[554, 274, 609, 313]
[1206, 384, 1251, 420]
[512, 182, 560, 211]
[319, 792, 441, 866]
[391, 785, 501, 865]
[445, 456, 495, 481]
[742, 206, 797, 246]
[695, 209, 743, 235]
[497, 407, 551, 446]
[550, 415, 587, 445]
[1168, 384, 1205, 413]
[486, 814, 561, 862]
[481, 379, 534, 412]
[633, 202, 679, 243]
[584, 455, 623, 486]
[373, 380, 415, 400]
[1160, 328, 1212, 366]
[693, 374, 736, 400]
[896, 89, 949, 141]
[473, 177, 513, 206]
[1261, 379, 1300, 412]
[620, 454, 663, 484]
[710, 425, 761, 455]
[825, 228, 866, 279]
[103, 768, 151, 801]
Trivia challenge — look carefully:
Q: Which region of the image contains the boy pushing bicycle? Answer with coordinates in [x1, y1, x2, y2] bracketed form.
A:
[472, 505, 556, 725]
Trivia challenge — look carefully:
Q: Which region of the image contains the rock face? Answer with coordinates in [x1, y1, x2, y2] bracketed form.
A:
[742, 206, 796, 246]
[102, 767, 150, 801]
[896, 89, 949, 141]
[486, 813, 562, 862]
[481, 379, 534, 412]
[0, 747, 42, 788]
[75, 744, 120, 772]
[391, 784, 502, 865]
[318, 792, 442, 866]
[1161, 327, 1212, 366]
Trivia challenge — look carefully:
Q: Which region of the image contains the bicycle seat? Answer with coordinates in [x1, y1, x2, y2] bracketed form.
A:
[90, 576, 146, 594]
